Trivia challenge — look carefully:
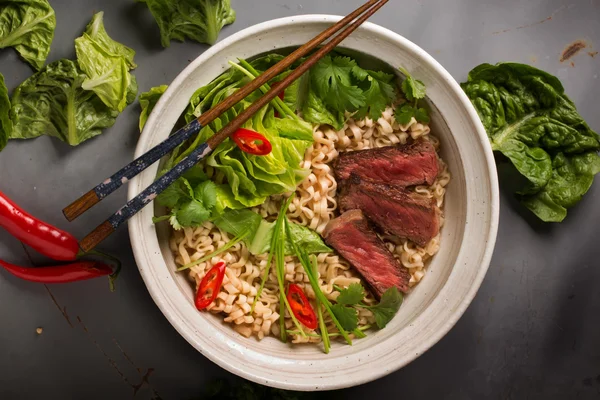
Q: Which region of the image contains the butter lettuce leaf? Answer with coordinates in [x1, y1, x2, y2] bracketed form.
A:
[0, 72, 11, 151]
[138, 0, 236, 47]
[0, 0, 55, 70]
[75, 12, 137, 112]
[462, 62, 600, 222]
[9, 59, 119, 145]
[139, 85, 167, 131]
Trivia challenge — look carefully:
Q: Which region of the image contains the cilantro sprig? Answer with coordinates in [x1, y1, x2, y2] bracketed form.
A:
[331, 283, 404, 330]
[395, 67, 430, 125]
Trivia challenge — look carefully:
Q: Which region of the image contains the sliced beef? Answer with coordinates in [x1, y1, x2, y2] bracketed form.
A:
[324, 210, 411, 297]
[333, 139, 439, 187]
[339, 178, 439, 247]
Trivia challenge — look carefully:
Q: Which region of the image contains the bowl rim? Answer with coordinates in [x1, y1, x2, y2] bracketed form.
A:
[129, 14, 499, 390]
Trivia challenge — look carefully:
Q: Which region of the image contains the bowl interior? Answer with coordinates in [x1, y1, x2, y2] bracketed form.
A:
[131, 15, 498, 391]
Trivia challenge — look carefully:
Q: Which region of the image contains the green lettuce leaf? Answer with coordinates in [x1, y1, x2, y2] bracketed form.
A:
[138, 0, 236, 47]
[82, 11, 136, 69]
[9, 59, 119, 145]
[75, 12, 137, 112]
[0, 72, 11, 151]
[139, 85, 167, 131]
[0, 0, 55, 70]
[462, 62, 600, 222]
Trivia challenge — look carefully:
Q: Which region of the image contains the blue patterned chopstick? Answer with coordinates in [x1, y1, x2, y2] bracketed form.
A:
[79, 142, 212, 252]
[63, 119, 202, 221]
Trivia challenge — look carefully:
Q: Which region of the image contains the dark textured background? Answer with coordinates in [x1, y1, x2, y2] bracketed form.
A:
[1, 0, 599, 399]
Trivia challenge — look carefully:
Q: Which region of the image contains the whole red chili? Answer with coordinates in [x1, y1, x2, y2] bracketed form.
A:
[0, 190, 79, 261]
[195, 261, 227, 310]
[0, 259, 113, 284]
[287, 284, 318, 330]
[231, 128, 272, 156]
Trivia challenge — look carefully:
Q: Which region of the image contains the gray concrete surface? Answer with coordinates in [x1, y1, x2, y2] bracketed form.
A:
[1, 0, 599, 399]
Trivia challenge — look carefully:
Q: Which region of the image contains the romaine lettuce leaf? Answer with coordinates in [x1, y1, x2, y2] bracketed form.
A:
[0, 0, 55, 70]
[138, 0, 236, 47]
[462, 62, 600, 222]
[9, 59, 119, 145]
[75, 12, 137, 112]
[0, 72, 11, 151]
[139, 85, 167, 131]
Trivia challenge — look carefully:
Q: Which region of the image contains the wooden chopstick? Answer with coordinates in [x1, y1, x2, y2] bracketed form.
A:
[62, 0, 381, 223]
[78, 0, 389, 252]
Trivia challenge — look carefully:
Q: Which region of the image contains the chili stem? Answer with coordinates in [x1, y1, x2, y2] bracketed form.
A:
[178, 230, 249, 272]
[84, 249, 122, 292]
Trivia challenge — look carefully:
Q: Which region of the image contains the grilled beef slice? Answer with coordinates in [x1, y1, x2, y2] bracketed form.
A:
[323, 210, 411, 297]
[333, 139, 439, 186]
[339, 179, 439, 247]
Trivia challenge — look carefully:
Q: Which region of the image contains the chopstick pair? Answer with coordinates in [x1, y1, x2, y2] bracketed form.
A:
[65, 0, 389, 252]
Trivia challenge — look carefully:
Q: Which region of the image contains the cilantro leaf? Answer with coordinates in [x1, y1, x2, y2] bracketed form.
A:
[336, 283, 366, 305]
[331, 304, 358, 331]
[395, 104, 416, 125]
[368, 287, 403, 329]
[194, 180, 217, 209]
[399, 67, 426, 101]
[176, 200, 211, 227]
[156, 181, 188, 208]
[395, 104, 430, 125]
[353, 68, 397, 120]
[311, 55, 366, 113]
[414, 107, 430, 124]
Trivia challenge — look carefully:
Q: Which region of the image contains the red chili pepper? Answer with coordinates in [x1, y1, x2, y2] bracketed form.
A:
[274, 90, 285, 118]
[0, 259, 113, 284]
[287, 284, 318, 330]
[195, 261, 227, 310]
[232, 128, 272, 156]
[0, 190, 79, 261]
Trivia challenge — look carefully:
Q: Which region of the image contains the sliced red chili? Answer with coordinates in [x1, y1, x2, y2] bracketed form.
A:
[287, 283, 318, 330]
[0, 259, 113, 284]
[232, 128, 272, 156]
[195, 261, 227, 310]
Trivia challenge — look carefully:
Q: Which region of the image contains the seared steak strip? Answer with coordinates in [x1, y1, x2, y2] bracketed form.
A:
[339, 178, 439, 247]
[324, 210, 411, 298]
[333, 139, 439, 187]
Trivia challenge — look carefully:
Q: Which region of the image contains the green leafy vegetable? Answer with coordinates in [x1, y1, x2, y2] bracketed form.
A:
[330, 303, 358, 331]
[75, 12, 137, 111]
[0, 0, 55, 70]
[310, 55, 365, 113]
[461, 62, 600, 222]
[0, 72, 11, 151]
[399, 66, 426, 101]
[366, 287, 403, 329]
[353, 68, 397, 120]
[138, 0, 236, 47]
[336, 283, 366, 305]
[154, 168, 218, 229]
[139, 85, 167, 131]
[213, 208, 331, 256]
[9, 59, 121, 145]
[395, 67, 429, 125]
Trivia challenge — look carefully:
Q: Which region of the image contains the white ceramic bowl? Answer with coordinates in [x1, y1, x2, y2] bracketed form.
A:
[129, 15, 499, 391]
